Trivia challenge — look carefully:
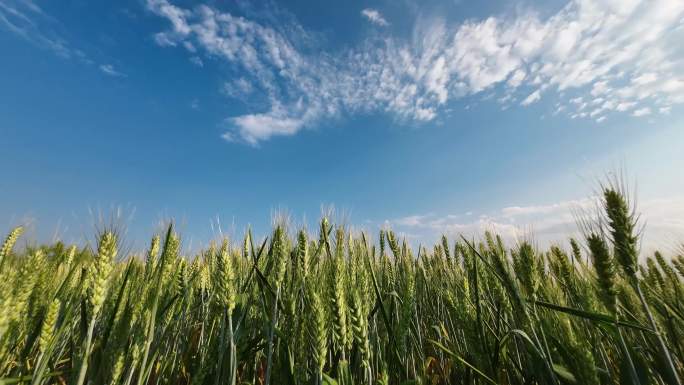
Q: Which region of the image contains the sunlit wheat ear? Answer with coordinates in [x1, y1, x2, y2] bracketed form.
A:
[397, 262, 415, 356]
[89, 232, 117, 317]
[569, 238, 582, 264]
[319, 217, 330, 258]
[297, 230, 309, 279]
[586, 232, 617, 313]
[272, 226, 287, 287]
[0, 270, 17, 337]
[174, 258, 188, 295]
[602, 187, 639, 278]
[11, 250, 40, 320]
[38, 299, 60, 352]
[654, 251, 679, 288]
[514, 242, 540, 299]
[646, 257, 666, 291]
[386, 231, 400, 259]
[334, 227, 344, 260]
[0, 226, 23, 266]
[441, 235, 451, 261]
[160, 233, 180, 286]
[550, 246, 572, 281]
[331, 255, 348, 357]
[215, 238, 236, 313]
[349, 290, 370, 369]
[110, 352, 125, 385]
[243, 231, 251, 259]
[146, 235, 160, 274]
[64, 245, 77, 267]
[559, 316, 599, 385]
[308, 287, 327, 374]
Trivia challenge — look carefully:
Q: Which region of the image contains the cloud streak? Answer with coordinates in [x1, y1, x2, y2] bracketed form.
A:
[99, 64, 126, 77]
[147, 0, 684, 144]
[0, 0, 71, 57]
[361, 9, 389, 27]
[0, 0, 127, 78]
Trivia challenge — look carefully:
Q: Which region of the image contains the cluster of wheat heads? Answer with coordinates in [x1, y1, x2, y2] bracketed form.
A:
[0, 188, 683, 385]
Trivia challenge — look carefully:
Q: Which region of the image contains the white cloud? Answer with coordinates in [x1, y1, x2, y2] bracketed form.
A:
[389, 196, 684, 255]
[154, 32, 176, 47]
[148, 0, 684, 143]
[361, 8, 389, 27]
[632, 107, 651, 117]
[616, 101, 636, 111]
[225, 77, 253, 96]
[189, 56, 203, 67]
[507, 69, 527, 88]
[99, 64, 126, 77]
[521, 89, 541, 106]
[632, 73, 658, 86]
[228, 104, 308, 145]
[394, 214, 431, 227]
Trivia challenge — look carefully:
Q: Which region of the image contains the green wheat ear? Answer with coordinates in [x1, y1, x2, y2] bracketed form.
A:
[586, 232, 617, 313]
[603, 188, 639, 278]
[331, 254, 348, 357]
[243, 231, 251, 259]
[146, 235, 160, 275]
[441, 235, 450, 260]
[297, 230, 309, 279]
[349, 289, 370, 370]
[89, 231, 117, 317]
[673, 255, 684, 278]
[214, 238, 236, 313]
[272, 226, 287, 287]
[38, 299, 60, 352]
[0, 226, 24, 267]
[308, 287, 327, 375]
[569, 237, 583, 265]
[64, 245, 77, 266]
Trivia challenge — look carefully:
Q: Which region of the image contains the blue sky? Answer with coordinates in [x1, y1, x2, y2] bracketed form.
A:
[1, 0, 683, 252]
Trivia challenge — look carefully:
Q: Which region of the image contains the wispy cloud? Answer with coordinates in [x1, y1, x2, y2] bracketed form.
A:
[387, 196, 684, 255]
[147, 0, 684, 144]
[361, 8, 389, 27]
[99, 64, 126, 77]
[521, 90, 541, 106]
[0, 0, 127, 76]
[0, 0, 71, 57]
[189, 56, 203, 67]
[632, 107, 652, 117]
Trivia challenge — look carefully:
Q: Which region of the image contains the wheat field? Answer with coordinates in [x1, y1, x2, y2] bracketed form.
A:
[0, 185, 683, 385]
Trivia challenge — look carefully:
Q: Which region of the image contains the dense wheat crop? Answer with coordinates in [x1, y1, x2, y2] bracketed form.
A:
[0, 186, 683, 385]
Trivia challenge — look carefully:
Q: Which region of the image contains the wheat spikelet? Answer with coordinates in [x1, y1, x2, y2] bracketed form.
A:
[297, 230, 309, 280]
[586, 233, 617, 313]
[213, 239, 236, 313]
[0, 226, 23, 267]
[146, 235, 160, 276]
[88, 232, 117, 317]
[331, 254, 348, 358]
[38, 298, 60, 352]
[603, 187, 638, 278]
[308, 287, 327, 376]
[349, 289, 370, 372]
[673, 255, 684, 278]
